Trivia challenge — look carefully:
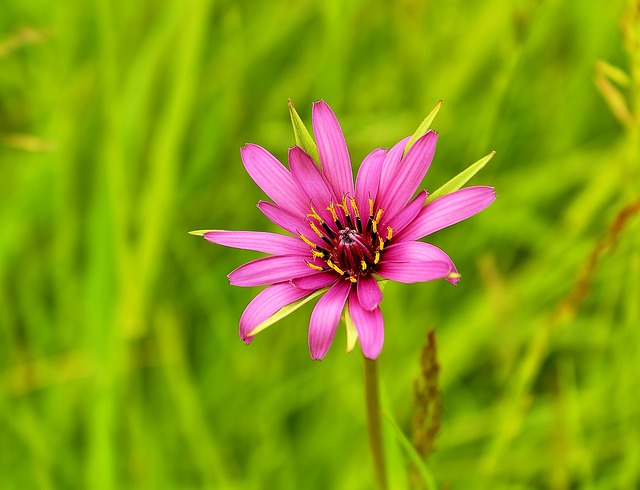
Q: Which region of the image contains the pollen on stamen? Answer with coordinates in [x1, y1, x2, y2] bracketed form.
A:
[327, 259, 345, 276]
[349, 197, 359, 215]
[326, 202, 343, 229]
[309, 222, 323, 237]
[339, 196, 353, 227]
[307, 205, 323, 223]
[306, 261, 324, 271]
[299, 233, 316, 248]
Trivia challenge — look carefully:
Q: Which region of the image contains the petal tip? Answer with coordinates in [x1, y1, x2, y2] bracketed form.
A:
[310, 349, 326, 361]
[189, 229, 213, 237]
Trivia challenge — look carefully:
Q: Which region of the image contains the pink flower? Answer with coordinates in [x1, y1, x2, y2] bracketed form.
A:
[200, 101, 495, 360]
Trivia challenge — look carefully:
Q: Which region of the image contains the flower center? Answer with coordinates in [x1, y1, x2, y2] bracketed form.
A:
[301, 196, 393, 282]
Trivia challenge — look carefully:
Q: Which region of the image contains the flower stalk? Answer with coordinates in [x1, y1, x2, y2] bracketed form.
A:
[364, 356, 388, 490]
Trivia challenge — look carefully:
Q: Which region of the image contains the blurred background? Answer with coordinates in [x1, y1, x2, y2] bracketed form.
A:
[1, 0, 639, 488]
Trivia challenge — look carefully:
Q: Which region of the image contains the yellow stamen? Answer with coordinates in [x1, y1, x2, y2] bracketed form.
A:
[349, 276, 357, 283]
[368, 197, 374, 218]
[340, 196, 350, 217]
[299, 233, 316, 248]
[307, 205, 323, 223]
[312, 250, 325, 258]
[386, 226, 393, 241]
[326, 202, 339, 222]
[306, 262, 324, 271]
[327, 260, 345, 276]
[372, 220, 378, 233]
[349, 197, 360, 218]
[374, 251, 380, 264]
[375, 208, 384, 223]
[378, 235, 385, 250]
[361, 260, 367, 271]
[309, 222, 324, 237]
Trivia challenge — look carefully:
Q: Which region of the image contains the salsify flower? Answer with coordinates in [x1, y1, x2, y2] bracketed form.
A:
[196, 100, 495, 360]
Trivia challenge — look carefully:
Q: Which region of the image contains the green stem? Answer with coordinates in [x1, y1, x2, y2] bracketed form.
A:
[364, 356, 388, 490]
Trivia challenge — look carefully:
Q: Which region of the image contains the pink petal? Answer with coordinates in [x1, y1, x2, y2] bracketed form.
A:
[377, 136, 411, 202]
[398, 186, 496, 242]
[312, 100, 354, 197]
[355, 148, 387, 217]
[288, 146, 335, 207]
[241, 144, 309, 215]
[308, 280, 351, 360]
[375, 260, 452, 284]
[228, 255, 320, 287]
[378, 131, 438, 219]
[356, 274, 383, 311]
[204, 230, 309, 255]
[258, 201, 320, 246]
[384, 190, 428, 234]
[291, 271, 339, 290]
[239, 282, 311, 343]
[349, 289, 384, 359]
[382, 241, 459, 285]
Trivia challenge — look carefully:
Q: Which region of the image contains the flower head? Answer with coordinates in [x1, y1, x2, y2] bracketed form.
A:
[197, 100, 495, 360]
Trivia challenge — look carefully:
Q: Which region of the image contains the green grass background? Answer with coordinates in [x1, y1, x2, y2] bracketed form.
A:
[1, 0, 639, 488]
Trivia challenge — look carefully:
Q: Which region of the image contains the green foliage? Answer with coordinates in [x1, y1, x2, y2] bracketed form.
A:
[426, 151, 495, 204]
[289, 99, 320, 164]
[1, 0, 639, 489]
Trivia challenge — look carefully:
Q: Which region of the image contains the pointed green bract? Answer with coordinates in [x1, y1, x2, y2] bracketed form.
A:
[188, 229, 214, 236]
[248, 286, 329, 337]
[404, 100, 442, 156]
[344, 308, 358, 352]
[595, 59, 630, 86]
[288, 99, 320, 164]
[383, 412, 438, 490]
[426, 151, 495, 204]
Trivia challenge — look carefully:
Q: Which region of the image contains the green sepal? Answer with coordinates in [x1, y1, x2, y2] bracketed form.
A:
[247, 286, 328, 337]
[288, 99, 320, 164]
[188, 229, 214, 236]
[383, 412, 438, 490]
[404, 100, 442, 156]
[426, 151, 495, 204]
[344, 307, 358, 353]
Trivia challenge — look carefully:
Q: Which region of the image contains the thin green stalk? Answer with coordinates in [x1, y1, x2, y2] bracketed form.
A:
[364, 357, 388, 490]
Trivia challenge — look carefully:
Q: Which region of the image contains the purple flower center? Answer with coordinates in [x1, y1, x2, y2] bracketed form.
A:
[301, 196, 392, 282]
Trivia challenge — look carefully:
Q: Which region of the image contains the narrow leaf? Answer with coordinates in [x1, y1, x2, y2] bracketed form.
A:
[404, 100, 442, 155]
[595, 59, 630, 86]
[189, 229, 214, 236]
[426, 151, 495, 204]
[344, 307, 358, 353]
[383, 412, 438, 490]
[288, 99, 320, 164]
[595, 74, 634, 132]
[248, 286, 328, 336]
